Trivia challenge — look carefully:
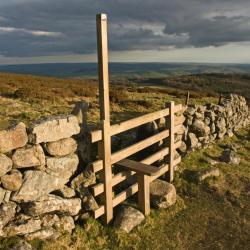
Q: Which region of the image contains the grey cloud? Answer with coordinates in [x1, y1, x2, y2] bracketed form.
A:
[0, 0, 250, 57]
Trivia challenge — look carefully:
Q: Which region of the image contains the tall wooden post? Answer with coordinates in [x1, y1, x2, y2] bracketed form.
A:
[96, 13, 113, 224]
[166, 101, 175, 182]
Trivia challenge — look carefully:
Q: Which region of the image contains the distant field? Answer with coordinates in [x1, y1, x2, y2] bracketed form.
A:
[0, 71, 249, 129]
[0, 62, 250, 78]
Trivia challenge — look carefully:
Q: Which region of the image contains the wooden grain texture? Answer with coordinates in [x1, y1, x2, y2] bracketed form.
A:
[137, 174, 150, 215]
[96, 13, 113, 224]
[116, 159, 160, 176]
[166, 101, 175, 182]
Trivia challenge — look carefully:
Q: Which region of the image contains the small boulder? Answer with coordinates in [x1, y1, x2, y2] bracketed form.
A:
[44, 138, 77, 157]
[25, 228, 59, 241]
[1, 170, 22, 191]
[22, 194, 81, 216]
[0, 154, 12, 177]
[114, 206, 145, 233]
[0, 202, 16, 234]
[187, 133, 198, 149]
[29, 115, 80, 144]
[4, 217, 41, 236]
[12, 145, 45, 168]
[0, 187, 6, 204]
[150, 179, 176, 208]
[219, 149, 241, 165]
[0, 123, 28, 153]
[191, 119, 210, 137]
[195, 168, 220, 182]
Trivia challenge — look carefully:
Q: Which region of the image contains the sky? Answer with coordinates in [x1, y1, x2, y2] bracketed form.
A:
[0, 0, 250, 64]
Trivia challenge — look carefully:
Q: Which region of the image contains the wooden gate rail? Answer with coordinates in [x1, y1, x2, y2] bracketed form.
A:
[92, 13, 185, 224]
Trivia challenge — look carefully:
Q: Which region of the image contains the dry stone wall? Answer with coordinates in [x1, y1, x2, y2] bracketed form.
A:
[182, 94, 250, 152]
[0, 114, 95, 240]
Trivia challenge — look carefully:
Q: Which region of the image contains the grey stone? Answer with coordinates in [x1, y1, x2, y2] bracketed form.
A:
[195, 168, 220, 182]
[54, 186, 76, 198]
[54, 215, 75, 233]
[114, 206, 145, 233]
[1, 170, 22, 191]
[0, 154, 12, 177]
[4, 217, 41, 236]
[206, 159, 219, 166]
[3, 190, 11, 203]
[12, 145, 45, 168]
[0, 123, 28, 153]
[0, 202, 16, 235]
[192, 119, 210, 136]
[187, 133, 198, 148]
[186, 106, 197, 116]
[220, 149, 241, 165]
[71, 169, 96, 190]
[45, 154, 78, 183]
[22, 194, 81, 216]
[150, 179, 176, 208]
[0, 187, 6, 204]
[44, 138, 77, 157]
[11, 170, 65, 202]
[25, 227, 59, 241]
[29, 115, 80, 144]
[41, 214, 60, 227]
[76, 186, 98, 212]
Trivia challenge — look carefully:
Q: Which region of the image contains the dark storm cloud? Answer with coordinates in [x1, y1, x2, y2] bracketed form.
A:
[0, 0, 249, 57]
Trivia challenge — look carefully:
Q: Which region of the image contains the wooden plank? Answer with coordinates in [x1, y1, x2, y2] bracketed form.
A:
[137, 174, 150, 215]
[92, 170, 134, 196]
[92, 128, 171, 173]
[91, 104, 183, 143]
[116, 159, 160, 176]
[94, 183, 138, 218]
[112, 182, 139, 207]
[91, 108, 170, 143]
[93, 156, 181, 219]
[91, 140, 182, 197]
[166, 102, 175, 182]
[96, 13, 113, 224]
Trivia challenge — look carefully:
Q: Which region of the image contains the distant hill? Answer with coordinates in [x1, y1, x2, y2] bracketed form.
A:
[0, 62, 250, 78]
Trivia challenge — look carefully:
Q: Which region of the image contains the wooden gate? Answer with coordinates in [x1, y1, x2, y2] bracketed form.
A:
[90, 14, 184, 224]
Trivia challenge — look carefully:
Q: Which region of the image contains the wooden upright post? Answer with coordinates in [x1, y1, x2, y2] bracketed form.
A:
[96, 13, 113, 224]
[218, 93, 222, 105]
[166, 102, 175, 182]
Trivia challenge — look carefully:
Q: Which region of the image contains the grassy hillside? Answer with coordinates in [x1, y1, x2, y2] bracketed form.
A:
[1, 125, 249, 250]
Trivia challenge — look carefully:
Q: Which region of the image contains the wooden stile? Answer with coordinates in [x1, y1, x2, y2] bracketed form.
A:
[91, 13, 185, 223]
